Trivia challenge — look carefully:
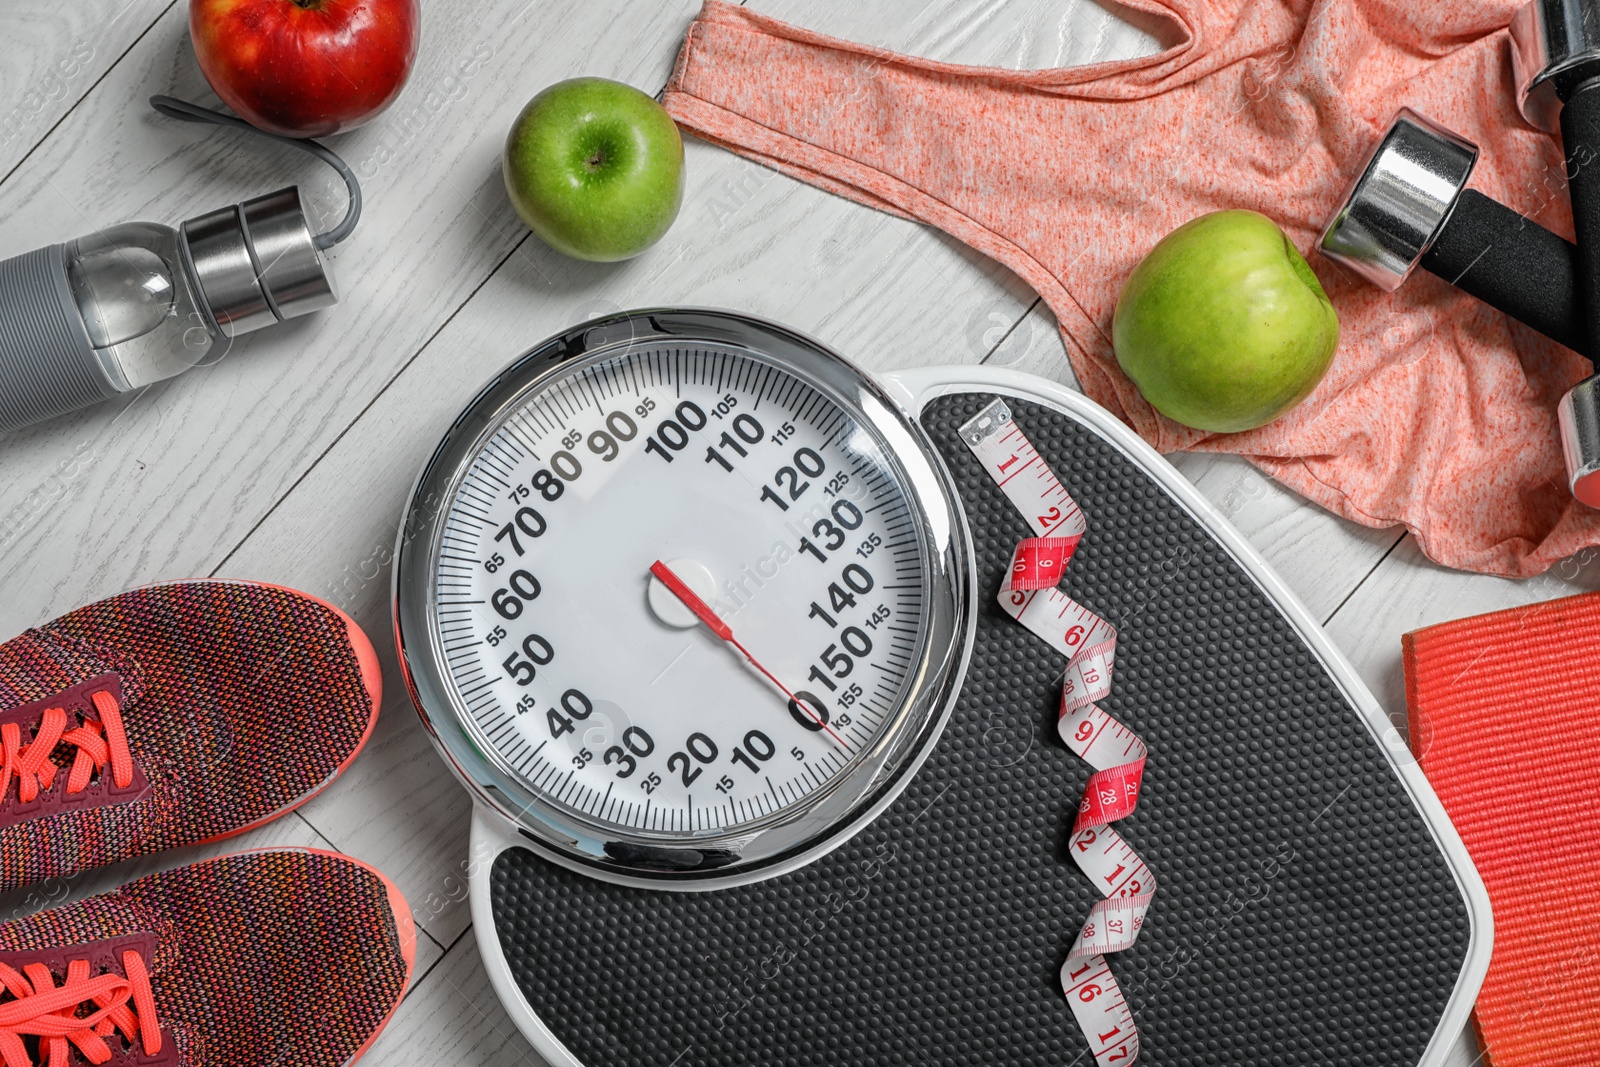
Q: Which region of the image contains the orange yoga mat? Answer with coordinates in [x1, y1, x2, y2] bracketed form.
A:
[1403, 591, 1600, 1066]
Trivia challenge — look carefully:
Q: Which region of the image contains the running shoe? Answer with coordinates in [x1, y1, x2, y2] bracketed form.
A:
[0, 581, 381, 892]
[0, 848, 414, 1066]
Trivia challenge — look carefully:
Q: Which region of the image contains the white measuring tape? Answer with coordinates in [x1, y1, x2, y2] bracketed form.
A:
[961, 398, 1153, 1067]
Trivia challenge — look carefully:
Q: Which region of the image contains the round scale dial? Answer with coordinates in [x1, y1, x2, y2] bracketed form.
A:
[396, 311, 970, 887]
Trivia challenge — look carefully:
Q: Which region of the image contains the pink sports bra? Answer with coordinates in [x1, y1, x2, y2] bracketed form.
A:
[664, 0, 1599, 577]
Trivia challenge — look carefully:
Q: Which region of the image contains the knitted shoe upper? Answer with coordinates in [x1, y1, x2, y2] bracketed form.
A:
[0, 848, 414, 1066]
[0, 582, 380, 892]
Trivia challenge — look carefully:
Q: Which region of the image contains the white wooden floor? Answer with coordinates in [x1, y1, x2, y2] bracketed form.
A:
[0, 1, 1581, 1063]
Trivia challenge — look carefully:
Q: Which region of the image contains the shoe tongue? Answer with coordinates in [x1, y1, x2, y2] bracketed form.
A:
[0, 629, 141, 715]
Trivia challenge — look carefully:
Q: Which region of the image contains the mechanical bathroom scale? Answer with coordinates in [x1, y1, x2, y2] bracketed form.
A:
[392, 308, 1491, 1067]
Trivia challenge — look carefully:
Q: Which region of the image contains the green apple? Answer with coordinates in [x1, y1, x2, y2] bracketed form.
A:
[1112, 210, 1339, 433]
[503, 77, 685, 262]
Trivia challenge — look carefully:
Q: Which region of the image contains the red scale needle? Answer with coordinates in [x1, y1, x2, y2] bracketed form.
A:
[650, 560, 849, 750]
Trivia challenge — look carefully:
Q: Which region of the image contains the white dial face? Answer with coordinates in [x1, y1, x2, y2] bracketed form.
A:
[431, 344, 928, 838]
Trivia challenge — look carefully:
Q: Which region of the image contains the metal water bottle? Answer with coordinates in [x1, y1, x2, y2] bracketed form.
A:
[0, 97, 360, 433]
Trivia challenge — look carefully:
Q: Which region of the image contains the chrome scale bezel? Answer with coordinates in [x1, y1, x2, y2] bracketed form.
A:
[393, 308, 974, 889]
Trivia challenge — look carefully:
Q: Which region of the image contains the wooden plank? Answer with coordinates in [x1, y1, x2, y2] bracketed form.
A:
[362, 931, 537, 1066]
[0, 0, 172, 179]
[0, 0, 702, 638]
[1439, 1031, 1480, 1067]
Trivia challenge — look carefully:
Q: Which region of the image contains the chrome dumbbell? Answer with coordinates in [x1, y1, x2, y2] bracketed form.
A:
[1321, 110, 1585, 350]
[1512, 0, 1600, 505]
[1320, 109, 1600, 505]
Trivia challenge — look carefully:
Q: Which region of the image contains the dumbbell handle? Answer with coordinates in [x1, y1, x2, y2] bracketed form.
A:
[1561, 77, 1600, 358]
[1320, 99, 1600, 503]
[1419, 190, 1590, 358]
[1420, 192, 1600, 504]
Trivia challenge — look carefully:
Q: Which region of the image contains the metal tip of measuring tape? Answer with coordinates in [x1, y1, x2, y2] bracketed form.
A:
[960, 397, 1014, 446]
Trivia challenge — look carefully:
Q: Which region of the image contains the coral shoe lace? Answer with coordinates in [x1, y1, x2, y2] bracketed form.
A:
[0, 692, 133, 805]
[0, 949, 161, 1066]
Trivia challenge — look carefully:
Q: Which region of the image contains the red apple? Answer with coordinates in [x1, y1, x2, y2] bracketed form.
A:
[190, 0, 420, 138]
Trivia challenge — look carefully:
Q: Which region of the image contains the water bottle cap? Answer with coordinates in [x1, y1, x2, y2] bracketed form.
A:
[181, 186, 337, 338]
[1318, 110, 1478, 292]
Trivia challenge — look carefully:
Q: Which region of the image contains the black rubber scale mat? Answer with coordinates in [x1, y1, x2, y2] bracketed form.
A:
[490, 391, 1472, 1066]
